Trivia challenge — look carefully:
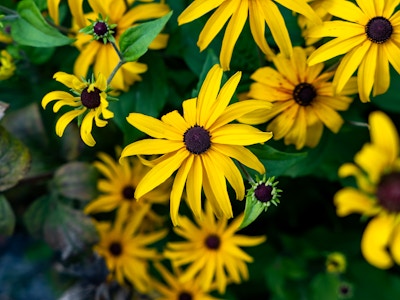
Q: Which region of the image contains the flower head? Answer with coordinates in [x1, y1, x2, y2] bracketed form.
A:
[93, 206, 167, 292]
[326, 252, 347, 273]
[240, 46, 357, 150]
[150, 262, 221, 300]
[334, 111, 400, 269]
[0, 50, 15, 80]
[178, 0, 321, 70]
[164, 201, 266, 294]
[120, 64, 273, 225]
[42, 72, 114, 147]
[70, 0, 170, 91]
[85, 150, 172, 228]
[307, 0, 400, 102]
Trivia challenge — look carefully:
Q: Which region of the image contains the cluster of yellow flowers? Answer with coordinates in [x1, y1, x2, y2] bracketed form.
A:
[5, 0, 398, 295]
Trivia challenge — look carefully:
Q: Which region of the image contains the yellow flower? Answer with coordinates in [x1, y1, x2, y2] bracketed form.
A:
[120, 64, 273, 225]
[326, 252, 347, 273]
[240, 46, 357, 150]
[0, 50, 15, 80]
[298, 0, 333, 46]
[84, 150, 172, 228]
[307, 0, 400, 102]
[70, 0, 170, 91]
[164, 201, 266, 294]
[150, 262, 221, 300]
[178, 0, 321, 70]
[42, 72, 114, 147]
[94, 206, 167, 292]
[334, 111, 400, 269]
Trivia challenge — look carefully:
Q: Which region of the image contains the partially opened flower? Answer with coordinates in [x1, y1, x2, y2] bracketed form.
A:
[178, 0, 321, 70]
[94, 206, 167, 292]
[85, 150, 172, 227]
[307, 0, 400, 102]
[70, 0, 170, 91]
[150, 262, 221, 300]
[120, 64, 273, 225]
[334, 111, 400, 269]
[164, 200, 266, 294]
[42, 72, 114, 147]
[240, 46, 357, 149]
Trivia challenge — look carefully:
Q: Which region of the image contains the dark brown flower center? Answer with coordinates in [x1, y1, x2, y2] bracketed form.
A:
[183, 125, 211, 154]
[293, 83, 317, 106]
[122, 185, 135, 201]
[109, 242, 122, 257]
[81, 87, 101, 108]
[178, 291, 192, 300]
[366, 17, 393, 44]
[377, 172, 400, 212]
[94, 21, 109, 36]
[204, 234, 221, 250]
[255, 184, 273, 202]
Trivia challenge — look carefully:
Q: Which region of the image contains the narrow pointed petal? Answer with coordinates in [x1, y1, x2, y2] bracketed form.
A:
[211, 124, 272, 145]
[42, 91, 75, 109]
[178, 0, 224, 24]
[68, 0, 86, 28]
[185, 155, 203, 218]
[357, 43, 377, 102]
[275, 0, 321, 24]
[334, 187, 379, 217]
[80, 110, 96, 146]
[48, 0, 61, 25]
[121, 139, 184, 157]
[55, 108, 85, 137]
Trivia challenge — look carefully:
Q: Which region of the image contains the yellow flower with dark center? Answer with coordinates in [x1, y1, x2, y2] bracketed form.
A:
[42, 72, 114, 147]
[94, 206, 167, 292]
[70, 0, 170, 91]
[334, 111, 400, 269]
[178, 0, 321, 70]
[307, 0, 400, 102]
[326, 252, 347, 273]
[0, 50, 15, 80]
[85, 151, 172, 228]
[240, 46, 357, 150]
[120, 64, 273, 225]
[164, 201, 266, 294]
[150, 262, 221, 300]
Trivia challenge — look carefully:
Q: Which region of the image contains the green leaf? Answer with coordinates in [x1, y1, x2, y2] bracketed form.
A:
[11, 0, 73, 47]
[310, 273, 341, 300]
[52, 162, 98, 202]
[239, 197, 265, 229]
[0, 126, 30, 191]
[0, 195, 15, 236]
[119, 11, 173, 62]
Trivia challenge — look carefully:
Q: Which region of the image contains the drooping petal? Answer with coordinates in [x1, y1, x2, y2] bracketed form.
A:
[68, 0, 86, 28]
[55, 108, 86, 137]
[42, 91, 76, 109]
[185, 155, 203, 218]
[80, 110, 96, 146]
[73, 42, 101, 78]
[47, 0, 61, 25]
[334, 187, 379, 217]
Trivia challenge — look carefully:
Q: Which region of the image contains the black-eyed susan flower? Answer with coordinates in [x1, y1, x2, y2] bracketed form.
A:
[70, 0, 170, 91]
[307, 0, 400, 102]
[178, 0, 321, 70]
[326, 252, 347, 273]
[150, 262, 221, 300]
[120, 64, 273, 225]
[164, 200, 266, 294]
[0, 49, 15, 80]
[42, 72, 114, 147]
[334, 111, 400, 269]
[94, 206, 167, 292]
[239, 46, 357, 150]
[84, 150, 172, 226]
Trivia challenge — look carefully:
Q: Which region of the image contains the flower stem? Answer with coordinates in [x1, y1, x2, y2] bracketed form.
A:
[0, 6, 17, 16]
[237, 162, 256, 184]
[107, 40, 126, 85]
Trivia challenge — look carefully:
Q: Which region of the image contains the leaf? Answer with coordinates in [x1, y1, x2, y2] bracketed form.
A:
[310, 273, 341, 300]
[0, 126, 30, 191]
[11, 0, 73, 47]
[239, 197, 265, 229]
[119, 11, 173, 62]
[0, 195, 15, 236]
[53, 162, 98, 202]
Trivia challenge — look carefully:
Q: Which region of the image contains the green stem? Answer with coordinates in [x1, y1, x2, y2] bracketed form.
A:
[0, 6, 17, 16]
[237, 161, 256, 184]
[107, 40, 126, 85]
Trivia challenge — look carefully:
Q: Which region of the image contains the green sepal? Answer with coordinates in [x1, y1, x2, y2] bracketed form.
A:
[239, 196, 266, 230]
[11, 0, 73, 47]
[119, 11, 172, 62]
[0, 195, 15, 236]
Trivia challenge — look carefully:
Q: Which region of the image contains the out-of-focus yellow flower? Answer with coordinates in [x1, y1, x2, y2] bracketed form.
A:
[42, 72, 114, 146]
[326, 252, 347, 273]
[0, 50, 15, 81]
[334, 111, 400, 269]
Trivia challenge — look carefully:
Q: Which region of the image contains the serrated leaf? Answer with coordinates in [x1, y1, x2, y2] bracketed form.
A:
[53, 162, 98, 202]
[11, 0, 73, 47]
[119, 11, 172, 62]
[0, 195, 15, 236]
[0, 126, 30, 191]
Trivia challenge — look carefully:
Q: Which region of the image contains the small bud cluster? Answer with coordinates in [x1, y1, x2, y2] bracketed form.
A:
[80, 14, 117, 44]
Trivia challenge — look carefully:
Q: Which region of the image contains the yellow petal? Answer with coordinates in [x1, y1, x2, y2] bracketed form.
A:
[390, 223, 400, 266]
[177, 0, 224, 25]
[357, 43, 378, 102]
[42, 91, 75, 109]
[80, 110, 96, 146]
[307, 20, 365, 38]
[383, 40, 400, 77]
[220, 0, 248, 70]
[312, 101, 344, 133]
[211, 123, 272, 145]
[305, 120, 324, 148]
[334, 187, 379, 217]
[73, 42, 101, 78]
[47, 0, 61, 25]
[182, 98, 197, 127]
[369, 111, 399, 164]
[118, 3, 170, 29]
[54, 72, 86, 91]
[185, 155, 203, 218]
[355, 0, 376, 20]
[275, 0, 321, 24]
[121, 139, 184, 157]
[161, 110, 190, 133]
[94, 73, 107, 91]
[68, 0, 86, 28]
[283, 106, 307, 149]
[322, 0, 368, 23]
[373, 46, 390, 96]
[55, 108, 86, 137]
[361, 214, 395, 269]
